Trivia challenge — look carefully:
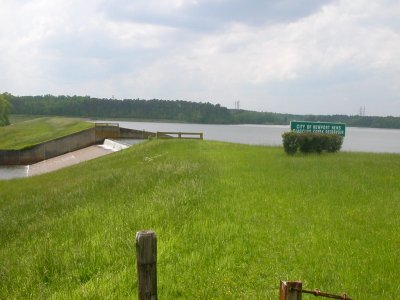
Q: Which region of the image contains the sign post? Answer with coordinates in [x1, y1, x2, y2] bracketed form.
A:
[290, 121, 346, 136]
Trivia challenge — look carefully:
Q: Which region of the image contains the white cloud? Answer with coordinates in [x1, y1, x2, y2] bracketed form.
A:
[0, 0, 399, 115]
[120, 2, 398, 88]
[118, 0, 400, 115]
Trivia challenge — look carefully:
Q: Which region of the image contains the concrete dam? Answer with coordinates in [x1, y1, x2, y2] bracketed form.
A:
[0, 123, 155, 166]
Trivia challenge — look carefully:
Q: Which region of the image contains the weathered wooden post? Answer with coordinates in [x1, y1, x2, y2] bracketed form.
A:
[136, 231, 157, 300]
[280, 281, 302, 300]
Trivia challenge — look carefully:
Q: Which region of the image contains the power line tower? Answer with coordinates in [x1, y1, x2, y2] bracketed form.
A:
[234, 101, 240, 110]
[359, 105, 366, 116]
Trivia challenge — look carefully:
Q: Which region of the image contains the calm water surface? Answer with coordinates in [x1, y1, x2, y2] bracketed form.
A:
[0, 165, 28, 180]
[114, 121, 400, 154]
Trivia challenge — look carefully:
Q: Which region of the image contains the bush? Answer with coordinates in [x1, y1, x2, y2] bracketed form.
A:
[282, 132, 343, 155]
[325, 134, 343, 152]
[282, 132, 299, 154]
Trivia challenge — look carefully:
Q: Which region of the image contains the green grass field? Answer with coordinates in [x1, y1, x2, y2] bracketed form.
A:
[8, 114, 45, 124]
[1, 140, 399, 299]
[0, 117, 93, 150]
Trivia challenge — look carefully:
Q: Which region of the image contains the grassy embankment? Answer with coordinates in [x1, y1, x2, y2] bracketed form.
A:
[0, 116, 93, 150]
[8, 114, 45, 124]
[1, 140, 399, 299]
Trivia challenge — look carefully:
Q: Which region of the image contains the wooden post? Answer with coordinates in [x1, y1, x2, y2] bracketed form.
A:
[178, 132, 182, 138]
[136, 231, 157, 300]
[280, 281, 302, 300]
[200, 133, 203, 140]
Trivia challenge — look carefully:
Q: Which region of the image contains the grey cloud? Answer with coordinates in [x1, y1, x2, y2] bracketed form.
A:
[101, 0, 334, 32]
[43, 30, 167, 84]
[185, 0, 335, 26]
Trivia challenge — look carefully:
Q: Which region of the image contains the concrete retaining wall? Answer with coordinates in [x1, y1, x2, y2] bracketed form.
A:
[95, 123, 120, 142]
[0, 125, 154, 165]
[0, 150, 20, 165]
[0, 128, 96, 165]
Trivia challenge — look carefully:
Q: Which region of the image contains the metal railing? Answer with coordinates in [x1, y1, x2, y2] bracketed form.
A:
[156, 131, 203, 140]
[280, 281, 353, 300]
[95, 122, 119, 127]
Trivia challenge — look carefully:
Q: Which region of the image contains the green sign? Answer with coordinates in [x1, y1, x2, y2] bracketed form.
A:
[290, 121, 346, 136]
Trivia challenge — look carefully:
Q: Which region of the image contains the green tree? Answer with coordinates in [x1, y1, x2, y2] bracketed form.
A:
[0, 93, 11, 126]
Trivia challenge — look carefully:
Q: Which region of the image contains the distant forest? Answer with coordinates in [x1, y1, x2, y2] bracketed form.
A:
[5, 93, 400, 129]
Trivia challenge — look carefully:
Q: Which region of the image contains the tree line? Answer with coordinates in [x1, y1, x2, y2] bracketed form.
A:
[4, 93, 400, 129]
[0, 93, 11, 126]
[230, 110, 400, 129]
[6, 94, 232, 124]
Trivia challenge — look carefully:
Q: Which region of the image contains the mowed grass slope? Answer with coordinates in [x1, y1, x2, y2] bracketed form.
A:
[0, 140, 399, 299]
[8, 114, 45, 124]
[0, 117, 93, 150]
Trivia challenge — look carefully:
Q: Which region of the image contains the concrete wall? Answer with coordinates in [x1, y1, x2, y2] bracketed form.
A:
[43, 128, 96, 161]
[0, 150, 20, 165]
[0, 127, 96, 165]
[95, 124, 120, 142]
[0, 126, 153, 165]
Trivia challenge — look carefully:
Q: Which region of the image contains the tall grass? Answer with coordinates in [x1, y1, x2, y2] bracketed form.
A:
[0, 117, 93, 150]
[1, 140, 399, 299]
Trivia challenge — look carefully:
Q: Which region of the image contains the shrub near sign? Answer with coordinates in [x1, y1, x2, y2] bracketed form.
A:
[290, 121, 346, 136]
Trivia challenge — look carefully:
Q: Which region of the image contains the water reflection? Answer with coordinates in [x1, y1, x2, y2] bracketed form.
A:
[0, 165, 28, 180]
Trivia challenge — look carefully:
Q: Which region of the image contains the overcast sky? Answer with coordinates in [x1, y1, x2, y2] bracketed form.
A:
[1, 0, 399, 116]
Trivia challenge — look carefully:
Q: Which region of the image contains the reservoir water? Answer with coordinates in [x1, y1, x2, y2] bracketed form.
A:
[1, 122, 400, 180]
[113, 121, 400, 154]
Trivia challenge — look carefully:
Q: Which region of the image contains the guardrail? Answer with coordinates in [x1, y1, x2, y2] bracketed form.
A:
[156, 131, 203, 140]
[95, 122, 119, 127]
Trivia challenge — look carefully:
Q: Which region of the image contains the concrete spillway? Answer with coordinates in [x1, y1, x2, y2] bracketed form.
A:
[0, 139, 135, 180]
[0, 124, 154, 165]
[99, 139, 130, 151]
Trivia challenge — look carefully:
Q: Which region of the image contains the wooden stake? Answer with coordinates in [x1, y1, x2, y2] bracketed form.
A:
[280, 281, 302, 300]
[136, 231, 157, 300]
